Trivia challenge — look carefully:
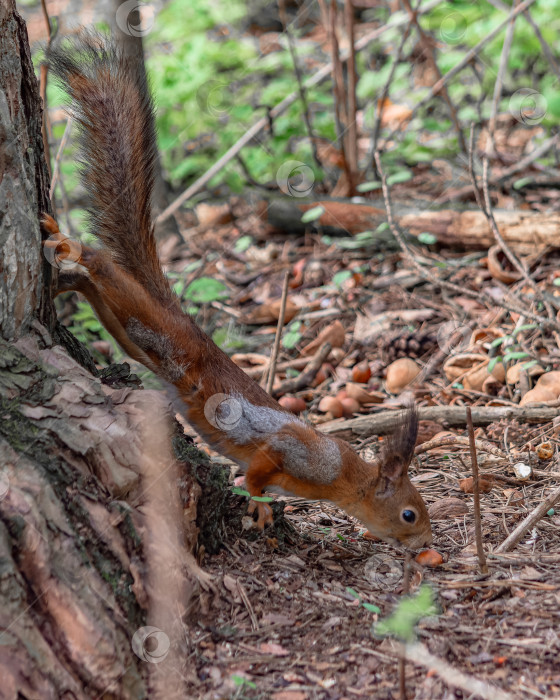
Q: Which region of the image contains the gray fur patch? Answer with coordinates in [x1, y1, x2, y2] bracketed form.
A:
[269, 433, 342, 484]
[208, 394, 300, 444]
[126, 317, 186, 381]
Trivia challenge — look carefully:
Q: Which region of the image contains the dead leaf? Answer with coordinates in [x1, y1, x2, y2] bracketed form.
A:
[259, 642, 290, 656]
[428, 497, 469, 519]
[377, 97, 412, 130]
[459, 476, 495, 493]
[242, 299, 300, 325]
[302, 320, 345, 356]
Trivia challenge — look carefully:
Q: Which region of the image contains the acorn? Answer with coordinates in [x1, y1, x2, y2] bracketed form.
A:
[340, 397, 360, 417]
[278, 396, 306, 414]
[385, 358, 421, 394]
[318, 396, 344, 418]
[352, 360, 372, 384]
[415, 549, 444, 567]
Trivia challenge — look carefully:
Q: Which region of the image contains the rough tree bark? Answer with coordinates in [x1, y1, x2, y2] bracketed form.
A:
[0, 4, 211, 697]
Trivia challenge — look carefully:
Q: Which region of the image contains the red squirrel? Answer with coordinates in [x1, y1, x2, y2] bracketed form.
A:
[43, 34, 433, 550]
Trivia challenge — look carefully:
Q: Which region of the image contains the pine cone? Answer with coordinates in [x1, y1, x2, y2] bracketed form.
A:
[377, 330, 438, 364]
[485, 418, 523, 445]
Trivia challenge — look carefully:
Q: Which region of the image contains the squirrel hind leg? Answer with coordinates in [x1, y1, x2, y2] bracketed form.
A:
[244, 448, 281, 529]
[247, 499, 273, 529]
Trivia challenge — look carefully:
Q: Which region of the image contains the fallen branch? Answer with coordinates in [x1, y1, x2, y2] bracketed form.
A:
[496, 482, 560, 553]
[319, 404, 560, 438]
[415, 434, 505, 459]
[271, 342, 332, 398]
[403, 642, 514, 700]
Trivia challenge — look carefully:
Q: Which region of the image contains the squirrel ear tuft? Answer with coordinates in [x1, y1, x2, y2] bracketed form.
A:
[377, 404, 418, 492]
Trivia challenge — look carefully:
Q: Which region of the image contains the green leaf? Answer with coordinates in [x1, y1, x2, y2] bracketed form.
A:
[512, 324, 537, 336]
[490, 336, 507, 348]
[346, 587, 360, 599]
[232, 675, 256, 689]
[251, 495, 274, 503]
[547, 508, 555, 516]
[172, 280, 186, 297]
[417, 232, 437, 245]
[231, 487, 251, 498]
[488, 356, 502, 373]
[185, 277, 228, 303]
[282, 323, 302, 350]
[332, 270, 352, 287]
[554, 278, 560, 287]
[374, 585, 437, 642]
[356, 180, 382, 192]
[503, 351, 529, 363]
[362, 602, 381, 614]
[521, 360, 539, 370]
[513, 177, 533, 190]
[301, 205, 325, 223]
[386, 170, 412, 186]
[235, 235, 252, 252]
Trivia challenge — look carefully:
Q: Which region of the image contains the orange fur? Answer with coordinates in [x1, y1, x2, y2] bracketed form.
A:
[44, 35, 433, 549]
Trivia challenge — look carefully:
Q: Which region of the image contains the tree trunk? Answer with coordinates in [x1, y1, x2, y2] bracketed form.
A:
[0, 5, 207, 697]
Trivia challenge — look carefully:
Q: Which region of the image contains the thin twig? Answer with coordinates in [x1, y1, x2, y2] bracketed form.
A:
[438, 133, 560, 203]
[466, 407, 488, 574]
[400, 0, 467, 153]
[485, 0, 560, 80]
[481, 154, 552, 319]
[50, 115, 74, 201]
[278, 0, 321, 170]
[381, 0, 538, 151]
[398, 553, 411, 700]
[467, 124, 486, 214]
[415, 434, 505, 460]
[487, 0, 520, 155]
[374, 150, 560, 330]
[327, 1, 348, 153]
[403, 642, 514, 700]
[344, 0, 358, 186]
[496, 482, 560, 553]
[370, 23, 412, 162]
[468, 124, 546, 323]
[39, 0, 53, 177]
[265, 271, 291, 395]
[271, 342, 332, 398]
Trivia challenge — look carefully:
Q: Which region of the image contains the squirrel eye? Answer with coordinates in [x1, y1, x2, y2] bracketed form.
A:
[402, 509, 416, 524]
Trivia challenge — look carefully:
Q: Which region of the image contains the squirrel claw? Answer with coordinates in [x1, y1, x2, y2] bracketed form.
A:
[247, 499, 273, 529]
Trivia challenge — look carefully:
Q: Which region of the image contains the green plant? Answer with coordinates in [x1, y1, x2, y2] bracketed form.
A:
[374, 585, 437, 642]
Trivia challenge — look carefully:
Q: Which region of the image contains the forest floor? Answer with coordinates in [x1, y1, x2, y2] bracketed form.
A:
[161, 173, 560, 698]
[22, 1, 560, 695]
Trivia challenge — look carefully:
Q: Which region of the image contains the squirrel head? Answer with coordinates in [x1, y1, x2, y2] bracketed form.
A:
[341, 406, 432, 550]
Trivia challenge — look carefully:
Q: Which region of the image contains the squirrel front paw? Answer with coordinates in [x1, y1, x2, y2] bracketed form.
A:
[41, 214, 83, 267]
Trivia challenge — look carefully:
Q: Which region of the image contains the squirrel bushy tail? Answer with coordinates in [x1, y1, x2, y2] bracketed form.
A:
[47, 33, 173, 305]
